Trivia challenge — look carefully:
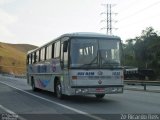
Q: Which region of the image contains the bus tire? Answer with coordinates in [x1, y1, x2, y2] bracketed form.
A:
[31, 77, 37, 91]
[55, 80, 64, 99]
[95, 94, 105, 99]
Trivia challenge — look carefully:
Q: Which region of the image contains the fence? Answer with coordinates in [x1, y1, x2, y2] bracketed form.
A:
[124, 80, 160, 91]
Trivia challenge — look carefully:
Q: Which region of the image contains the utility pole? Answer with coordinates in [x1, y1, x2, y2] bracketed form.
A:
[101, 4, 117, 35]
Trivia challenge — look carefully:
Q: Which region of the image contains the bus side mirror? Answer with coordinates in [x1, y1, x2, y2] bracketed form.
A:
[63, 41, 68, 52]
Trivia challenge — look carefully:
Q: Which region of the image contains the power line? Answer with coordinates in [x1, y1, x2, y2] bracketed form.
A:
[115, 0, 140, 14]
[118, 12, 160, 29]
[119, 1, 160, 22]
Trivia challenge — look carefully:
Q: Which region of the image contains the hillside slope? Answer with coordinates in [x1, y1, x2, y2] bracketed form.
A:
[10, 44, 37, 53]
[0, 42, 37, 75]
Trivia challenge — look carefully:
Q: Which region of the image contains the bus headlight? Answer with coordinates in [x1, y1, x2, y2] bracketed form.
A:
[82, 89, 88, 93]
[75, 89, 88, 94]
[111, 87, 123, 92]
[106, 87, 123, 93]
[117, 87, 123, 92]
[75, 89, 82, 94]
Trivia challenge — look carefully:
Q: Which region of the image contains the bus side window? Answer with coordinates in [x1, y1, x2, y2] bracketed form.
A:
[40, 49, 42, 61]
[63, 41, 68, 67]
[63, 41, 68, 52]
[29, 54, 31, 64]
[49, 45, 52, 59]
[46, 45, 52, 60]
[40, 48, 45, 61]
[61, 40, 68, 68]
[54, 41, 60, 58]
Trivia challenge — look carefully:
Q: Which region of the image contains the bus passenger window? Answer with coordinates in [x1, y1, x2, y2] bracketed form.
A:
[32, 54, 34, 63]
[54, 41, 60, 58]
[29, 54, 31, 64]
[46, 45, 52, 60]
[40, 48, 45, 61]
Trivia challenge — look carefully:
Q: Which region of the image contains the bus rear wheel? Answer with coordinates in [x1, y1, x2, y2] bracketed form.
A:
[55, 80, 64, 99]
[95, 94, 105, 99]
[31, 78, 37, 91]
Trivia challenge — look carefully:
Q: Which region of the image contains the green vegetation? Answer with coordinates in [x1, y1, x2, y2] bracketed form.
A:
[0, 42, 37, 75]
[123, 27, 160, 78]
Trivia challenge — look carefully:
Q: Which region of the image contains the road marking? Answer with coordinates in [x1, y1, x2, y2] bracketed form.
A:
[0, 81, 105, 120]
[0, 105, 16, 115]
[0, 104, 26, 120]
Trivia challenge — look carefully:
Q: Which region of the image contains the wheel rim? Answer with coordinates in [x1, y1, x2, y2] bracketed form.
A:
[56, 83, 61, 98]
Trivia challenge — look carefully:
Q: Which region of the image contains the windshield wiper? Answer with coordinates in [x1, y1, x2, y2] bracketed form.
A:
[79, 55, 98, 68]
[101, 64, 123, 69]
[102, 61, 119, 65]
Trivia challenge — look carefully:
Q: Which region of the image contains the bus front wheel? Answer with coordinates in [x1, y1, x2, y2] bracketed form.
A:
[95, 94, 105, 99]
[55, 80, 64, 99]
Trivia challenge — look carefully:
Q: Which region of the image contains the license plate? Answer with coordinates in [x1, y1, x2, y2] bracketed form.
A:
[96, 88, 105, 92]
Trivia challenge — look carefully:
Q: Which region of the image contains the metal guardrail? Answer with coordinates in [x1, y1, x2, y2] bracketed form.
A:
[0, 74, 26, 79]
[124, 80, 160, 91]
[14, 75, 26, 79]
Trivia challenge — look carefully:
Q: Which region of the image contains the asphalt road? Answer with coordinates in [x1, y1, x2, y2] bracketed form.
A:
[0, 75, 160, 120]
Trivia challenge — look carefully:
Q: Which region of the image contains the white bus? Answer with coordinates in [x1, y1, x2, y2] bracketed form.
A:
[27, 32, 124, 99]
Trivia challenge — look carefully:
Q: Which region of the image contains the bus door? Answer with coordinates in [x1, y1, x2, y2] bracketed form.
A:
[61, 39, 70, 93]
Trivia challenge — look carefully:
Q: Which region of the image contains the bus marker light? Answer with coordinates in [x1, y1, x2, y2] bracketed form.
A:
[72, 76, 77, 80]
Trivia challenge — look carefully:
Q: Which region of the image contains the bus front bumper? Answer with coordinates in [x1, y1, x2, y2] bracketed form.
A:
[71, 85, 123, 95]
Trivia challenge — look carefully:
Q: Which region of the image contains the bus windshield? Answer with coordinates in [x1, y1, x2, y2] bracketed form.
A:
[70, 38, 121, 69]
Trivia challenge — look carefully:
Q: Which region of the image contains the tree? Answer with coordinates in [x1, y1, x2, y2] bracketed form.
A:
[123, 27, 160, 78]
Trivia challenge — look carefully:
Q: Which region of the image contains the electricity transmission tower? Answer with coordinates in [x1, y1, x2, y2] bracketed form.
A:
[101, 4, 117, 35]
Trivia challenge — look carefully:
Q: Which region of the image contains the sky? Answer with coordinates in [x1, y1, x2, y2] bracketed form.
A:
[0, 0, 160, 46]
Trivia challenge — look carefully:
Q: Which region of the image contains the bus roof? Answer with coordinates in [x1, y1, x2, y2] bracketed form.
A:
[27, 32, 121, 54]
[62, 32, 120, 39]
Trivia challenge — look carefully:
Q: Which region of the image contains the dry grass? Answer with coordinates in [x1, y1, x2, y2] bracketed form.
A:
[0, 42, 37, 75]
